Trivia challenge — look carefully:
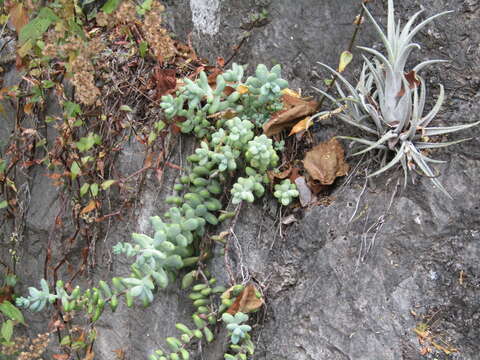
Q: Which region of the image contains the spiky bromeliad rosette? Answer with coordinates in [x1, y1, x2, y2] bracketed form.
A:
[315, 0, 480, 198]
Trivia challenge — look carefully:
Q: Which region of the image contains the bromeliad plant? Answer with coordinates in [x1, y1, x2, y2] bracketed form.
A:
[316, 0, 479, 197]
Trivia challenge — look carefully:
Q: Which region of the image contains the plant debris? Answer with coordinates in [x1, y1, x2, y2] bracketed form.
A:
[263, 94, 318, 136]
[303, 138, 349, 185]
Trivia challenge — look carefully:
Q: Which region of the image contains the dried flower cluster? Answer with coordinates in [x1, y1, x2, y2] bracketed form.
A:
[42, 30, 105, 106]
[114, 1, 137, 24]
[0, 332, 51, 360]
[141, 2, 175, 61]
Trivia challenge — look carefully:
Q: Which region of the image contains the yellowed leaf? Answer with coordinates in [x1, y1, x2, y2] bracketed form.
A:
[281, 88, 301, 98]
[17, 40, 32, 58]
[338, 51, 353, 73]
[237, 84, 249, 95]
[289, 116, 313, 136]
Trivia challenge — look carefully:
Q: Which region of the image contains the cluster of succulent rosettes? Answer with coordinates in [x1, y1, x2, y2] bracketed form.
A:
[245, 135, 279, 171]
[231, 173, 266, 204]
[159, 63, 287, 139]
[274, 179, 300, 206]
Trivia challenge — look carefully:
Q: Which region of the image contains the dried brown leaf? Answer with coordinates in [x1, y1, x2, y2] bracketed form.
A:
[303, 138, 349, 185]
[263, 95, 318, 136]
[227, 284, 264, 315]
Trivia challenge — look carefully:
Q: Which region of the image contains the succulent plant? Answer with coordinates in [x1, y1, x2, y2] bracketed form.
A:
[245, 134, 279, 171]
[274, 179, 299, 206]
[222, 312, 252, 345]
[231, 176, 265, 204]
[315, 0, 479, 197]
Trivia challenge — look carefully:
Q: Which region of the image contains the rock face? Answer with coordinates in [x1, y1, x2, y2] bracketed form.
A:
[1, 1, 479, 360]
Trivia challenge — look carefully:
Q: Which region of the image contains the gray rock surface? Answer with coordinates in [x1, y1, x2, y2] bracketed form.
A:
[1, 1, 479, 360]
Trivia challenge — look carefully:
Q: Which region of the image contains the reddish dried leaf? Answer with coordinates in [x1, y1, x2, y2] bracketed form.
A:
[9, 3, 29, 35]
[216, 57, 225, 68]
[289, 167, 302, 182]
[80, 200, 98, 215]
[0, 286, 14, 304]
[227, 284, 264, 315]
[153, 68, 177, 98]
[171, 123, 182, 134]
[45, 173, 63, 180]
[23, 102, 34, 115]
[303, 138, 349, 185]
[52, 354, 69, 360]
[144, 153, 154, 168]
[223, 86, 236, 96]
[165, 162, 182, 170]
[206, 67, 223, 85]
[267, 167, 292, 181]
[405, 70, 420, 89]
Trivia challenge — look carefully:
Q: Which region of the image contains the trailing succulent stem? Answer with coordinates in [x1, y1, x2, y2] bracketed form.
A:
[316, 0, 479, 197]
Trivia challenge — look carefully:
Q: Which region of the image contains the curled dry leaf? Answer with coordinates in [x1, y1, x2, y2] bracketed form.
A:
[227, 284, 264, 315]
[303, 138, 349, 185]
[263, 94, 318, 136]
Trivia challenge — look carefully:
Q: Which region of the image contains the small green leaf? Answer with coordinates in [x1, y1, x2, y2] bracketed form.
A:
[80, 183, 90, 197]
[90, 183, 99, 197]
[41, 80, 55, 89]
[119, 105, 133, 112]
[70, 161, 81, 180]
[64, 101, 81, 118]
[19, 8, 59, 45]
[139, 41, 148, 58]
[0, 200, 7, 209]
[154, 120, 166, 131]
[101, 0, 122, 14]
[1, 320, 13, 342]
[101, 180, 116, 190]
[148, 131, 157, 144]
[0, 301, 24, 324]
[60, 335, 71, 346]
[0, 159, 6, 174]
